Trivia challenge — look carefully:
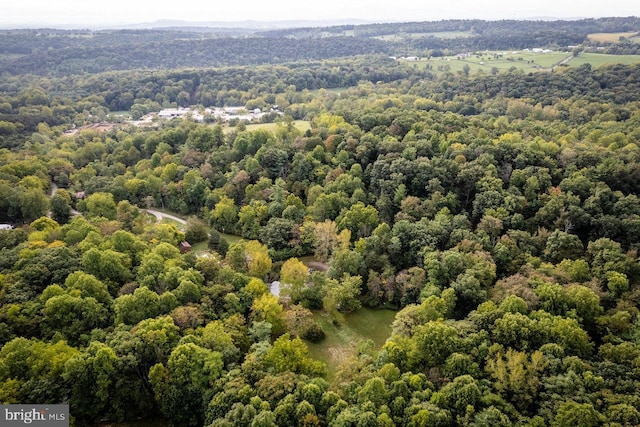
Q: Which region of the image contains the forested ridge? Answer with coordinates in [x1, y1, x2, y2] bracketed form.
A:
[2, 16, 640, 76]
[2, 17, 640, 427]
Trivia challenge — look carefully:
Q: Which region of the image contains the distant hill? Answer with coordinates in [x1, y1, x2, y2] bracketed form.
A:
[0, 18, 373, 31]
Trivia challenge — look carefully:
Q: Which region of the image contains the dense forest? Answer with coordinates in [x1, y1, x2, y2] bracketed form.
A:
[2, 17, 640, 427]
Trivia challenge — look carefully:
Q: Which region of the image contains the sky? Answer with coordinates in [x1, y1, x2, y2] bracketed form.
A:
[0, 0, 638, 27]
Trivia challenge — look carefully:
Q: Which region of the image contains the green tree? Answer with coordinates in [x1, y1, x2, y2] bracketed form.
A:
[19, 188, 50, 223]
[553, 401, 603, 427]
[150, 343, 224, 426]
[63, 342, 122, 423]
[210, 196, 237, 234]
[42, 291, 110, 343]
[324, 274, 362, 313]
[280, 258, 309, 301]
[544, 230, 583, 263]
[251, 293, 285, 335]
[238, 201, 269, 240]
[185, 216, 209, 243]
[486, 349, 546, 411]
[263, 334, 326, 376]
[114, 287, 162, 325]
[208, 228, 229, 256]
[337, 202, 380, 240]
[410, 320, 458, 369]
[51, 190, 72, 224]
[84, 192, 117, 220]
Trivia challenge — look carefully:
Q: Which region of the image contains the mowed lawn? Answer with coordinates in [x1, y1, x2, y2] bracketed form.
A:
[223, 120, 311, 134]
[411, 51, 570, 74]
[306, 308, 396, 380]
[567, 53, 640, 67]
[408, 50, 640, 75]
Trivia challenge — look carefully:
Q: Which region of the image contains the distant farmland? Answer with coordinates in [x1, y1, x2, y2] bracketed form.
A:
[587, 32, 639, 43]
[401, 50, 640, 75]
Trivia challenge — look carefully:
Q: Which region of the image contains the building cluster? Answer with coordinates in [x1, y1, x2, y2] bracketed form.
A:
[151, 106, 280, 123]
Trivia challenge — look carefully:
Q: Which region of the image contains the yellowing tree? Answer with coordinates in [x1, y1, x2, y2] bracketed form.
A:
[246, 240, 272, 279]
[313, 220, 339, 262]
[251, 293, 285, 335]
[280, 258, 309, 300]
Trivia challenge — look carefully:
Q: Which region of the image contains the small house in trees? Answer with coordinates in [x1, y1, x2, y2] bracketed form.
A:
[179, 241, 192, 254]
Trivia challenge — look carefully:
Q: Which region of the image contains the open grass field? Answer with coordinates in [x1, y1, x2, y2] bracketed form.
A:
[245, 120, 311, 133]
[189, 240, 208, 255]
[567, 53, 640, 67]
[222, 120, 311, 134]
[306, 308, 396, 380]
[109, 110, 132, 119]
[409, 50, 570, 74]
[220, 232, 243, 245]
[405, 50, 640, 75]
[587, 32, 639, 43]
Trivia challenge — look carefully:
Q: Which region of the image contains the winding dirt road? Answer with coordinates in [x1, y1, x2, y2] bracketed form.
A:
[146, 209, 187, 225]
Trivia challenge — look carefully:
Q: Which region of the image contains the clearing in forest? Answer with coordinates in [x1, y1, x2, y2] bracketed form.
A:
[305, 308, 396, 380]
[587, 32, 639, 43]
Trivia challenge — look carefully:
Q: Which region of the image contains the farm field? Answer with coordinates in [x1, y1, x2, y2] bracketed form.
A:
[409, 50, 570, 74]
[222, 120, 311, 134]
[305, 308, 396, 379]
[567, 52, 640, 67]
[406, 50, 640, 75]
[587, 31, 639, 42]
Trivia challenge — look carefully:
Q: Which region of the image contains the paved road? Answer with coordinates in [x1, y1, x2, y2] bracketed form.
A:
[146, 209, 187, 225]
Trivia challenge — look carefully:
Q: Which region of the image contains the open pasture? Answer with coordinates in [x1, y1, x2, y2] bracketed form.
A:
[587, 32, 639, 42]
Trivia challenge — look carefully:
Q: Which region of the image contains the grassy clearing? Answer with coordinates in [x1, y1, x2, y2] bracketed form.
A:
[405, 50, 640, 75]
[220, 232, 243, 245]
[245, 121, 311, 133]
[109, 110, 132, 119]
[567, 53, 640, 67]
[189, 240, 208, 255]
[305, 308, 396, 380]
[587, 32, 639, 43]
[409, 51, 569, 74]
[222, 120, 311, 135]
[159, 217, 184, 229]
